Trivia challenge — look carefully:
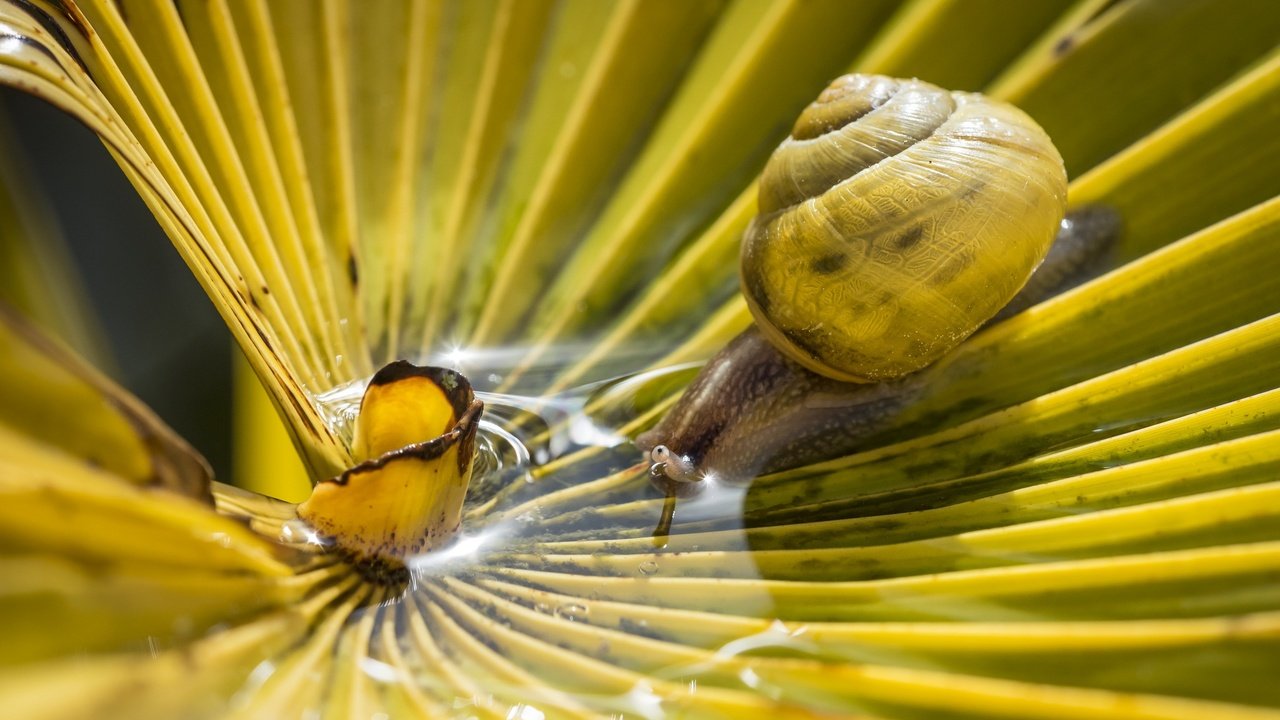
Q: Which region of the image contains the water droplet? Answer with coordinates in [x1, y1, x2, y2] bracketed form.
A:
[534, 602, 552, 615]
[554, 603, 588, 622]
[637, 560, 659, 576]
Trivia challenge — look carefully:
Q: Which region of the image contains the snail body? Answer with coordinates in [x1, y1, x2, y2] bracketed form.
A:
[640, 327, 918, 491]
[638, 74, 1117, 490]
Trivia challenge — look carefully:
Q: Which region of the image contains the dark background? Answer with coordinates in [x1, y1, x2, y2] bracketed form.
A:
[2, 89, 233, 479]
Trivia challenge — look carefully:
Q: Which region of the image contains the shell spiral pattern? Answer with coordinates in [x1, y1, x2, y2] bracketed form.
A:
[743, 74, 1069, 383]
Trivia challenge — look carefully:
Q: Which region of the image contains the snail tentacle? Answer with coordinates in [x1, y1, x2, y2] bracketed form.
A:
[648, 445, 699, 484]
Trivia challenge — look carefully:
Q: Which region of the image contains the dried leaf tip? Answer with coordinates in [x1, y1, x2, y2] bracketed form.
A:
[298, 361, 483, 580]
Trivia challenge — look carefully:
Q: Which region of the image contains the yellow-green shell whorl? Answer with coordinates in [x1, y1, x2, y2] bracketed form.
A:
[742, 74, 1068, 383]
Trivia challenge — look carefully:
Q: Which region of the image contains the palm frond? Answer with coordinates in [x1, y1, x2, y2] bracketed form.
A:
[0, 0, 1277, 717]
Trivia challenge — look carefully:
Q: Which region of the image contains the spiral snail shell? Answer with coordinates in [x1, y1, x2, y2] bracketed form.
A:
[745, 74, 1067, 383]
[638, 74, 1115, 491]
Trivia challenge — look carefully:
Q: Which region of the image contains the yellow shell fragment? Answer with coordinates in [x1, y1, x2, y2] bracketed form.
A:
[298, 362, 482, 569]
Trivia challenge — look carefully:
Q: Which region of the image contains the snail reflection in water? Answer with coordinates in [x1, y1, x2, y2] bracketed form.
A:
[637, 74, 1119, 496]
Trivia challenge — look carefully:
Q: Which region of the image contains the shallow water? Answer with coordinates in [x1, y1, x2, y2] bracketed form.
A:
[215, 345, 1280, 719]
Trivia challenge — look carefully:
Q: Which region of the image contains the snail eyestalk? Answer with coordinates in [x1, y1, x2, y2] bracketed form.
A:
[298, 360, 483, 584]
[648, 444, 699, 484]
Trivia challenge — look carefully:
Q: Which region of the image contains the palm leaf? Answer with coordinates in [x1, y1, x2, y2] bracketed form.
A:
[0, 0, 1278, 717]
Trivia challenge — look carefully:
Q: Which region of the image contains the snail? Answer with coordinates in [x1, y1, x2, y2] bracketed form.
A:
[636, 74, 1118, 494]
